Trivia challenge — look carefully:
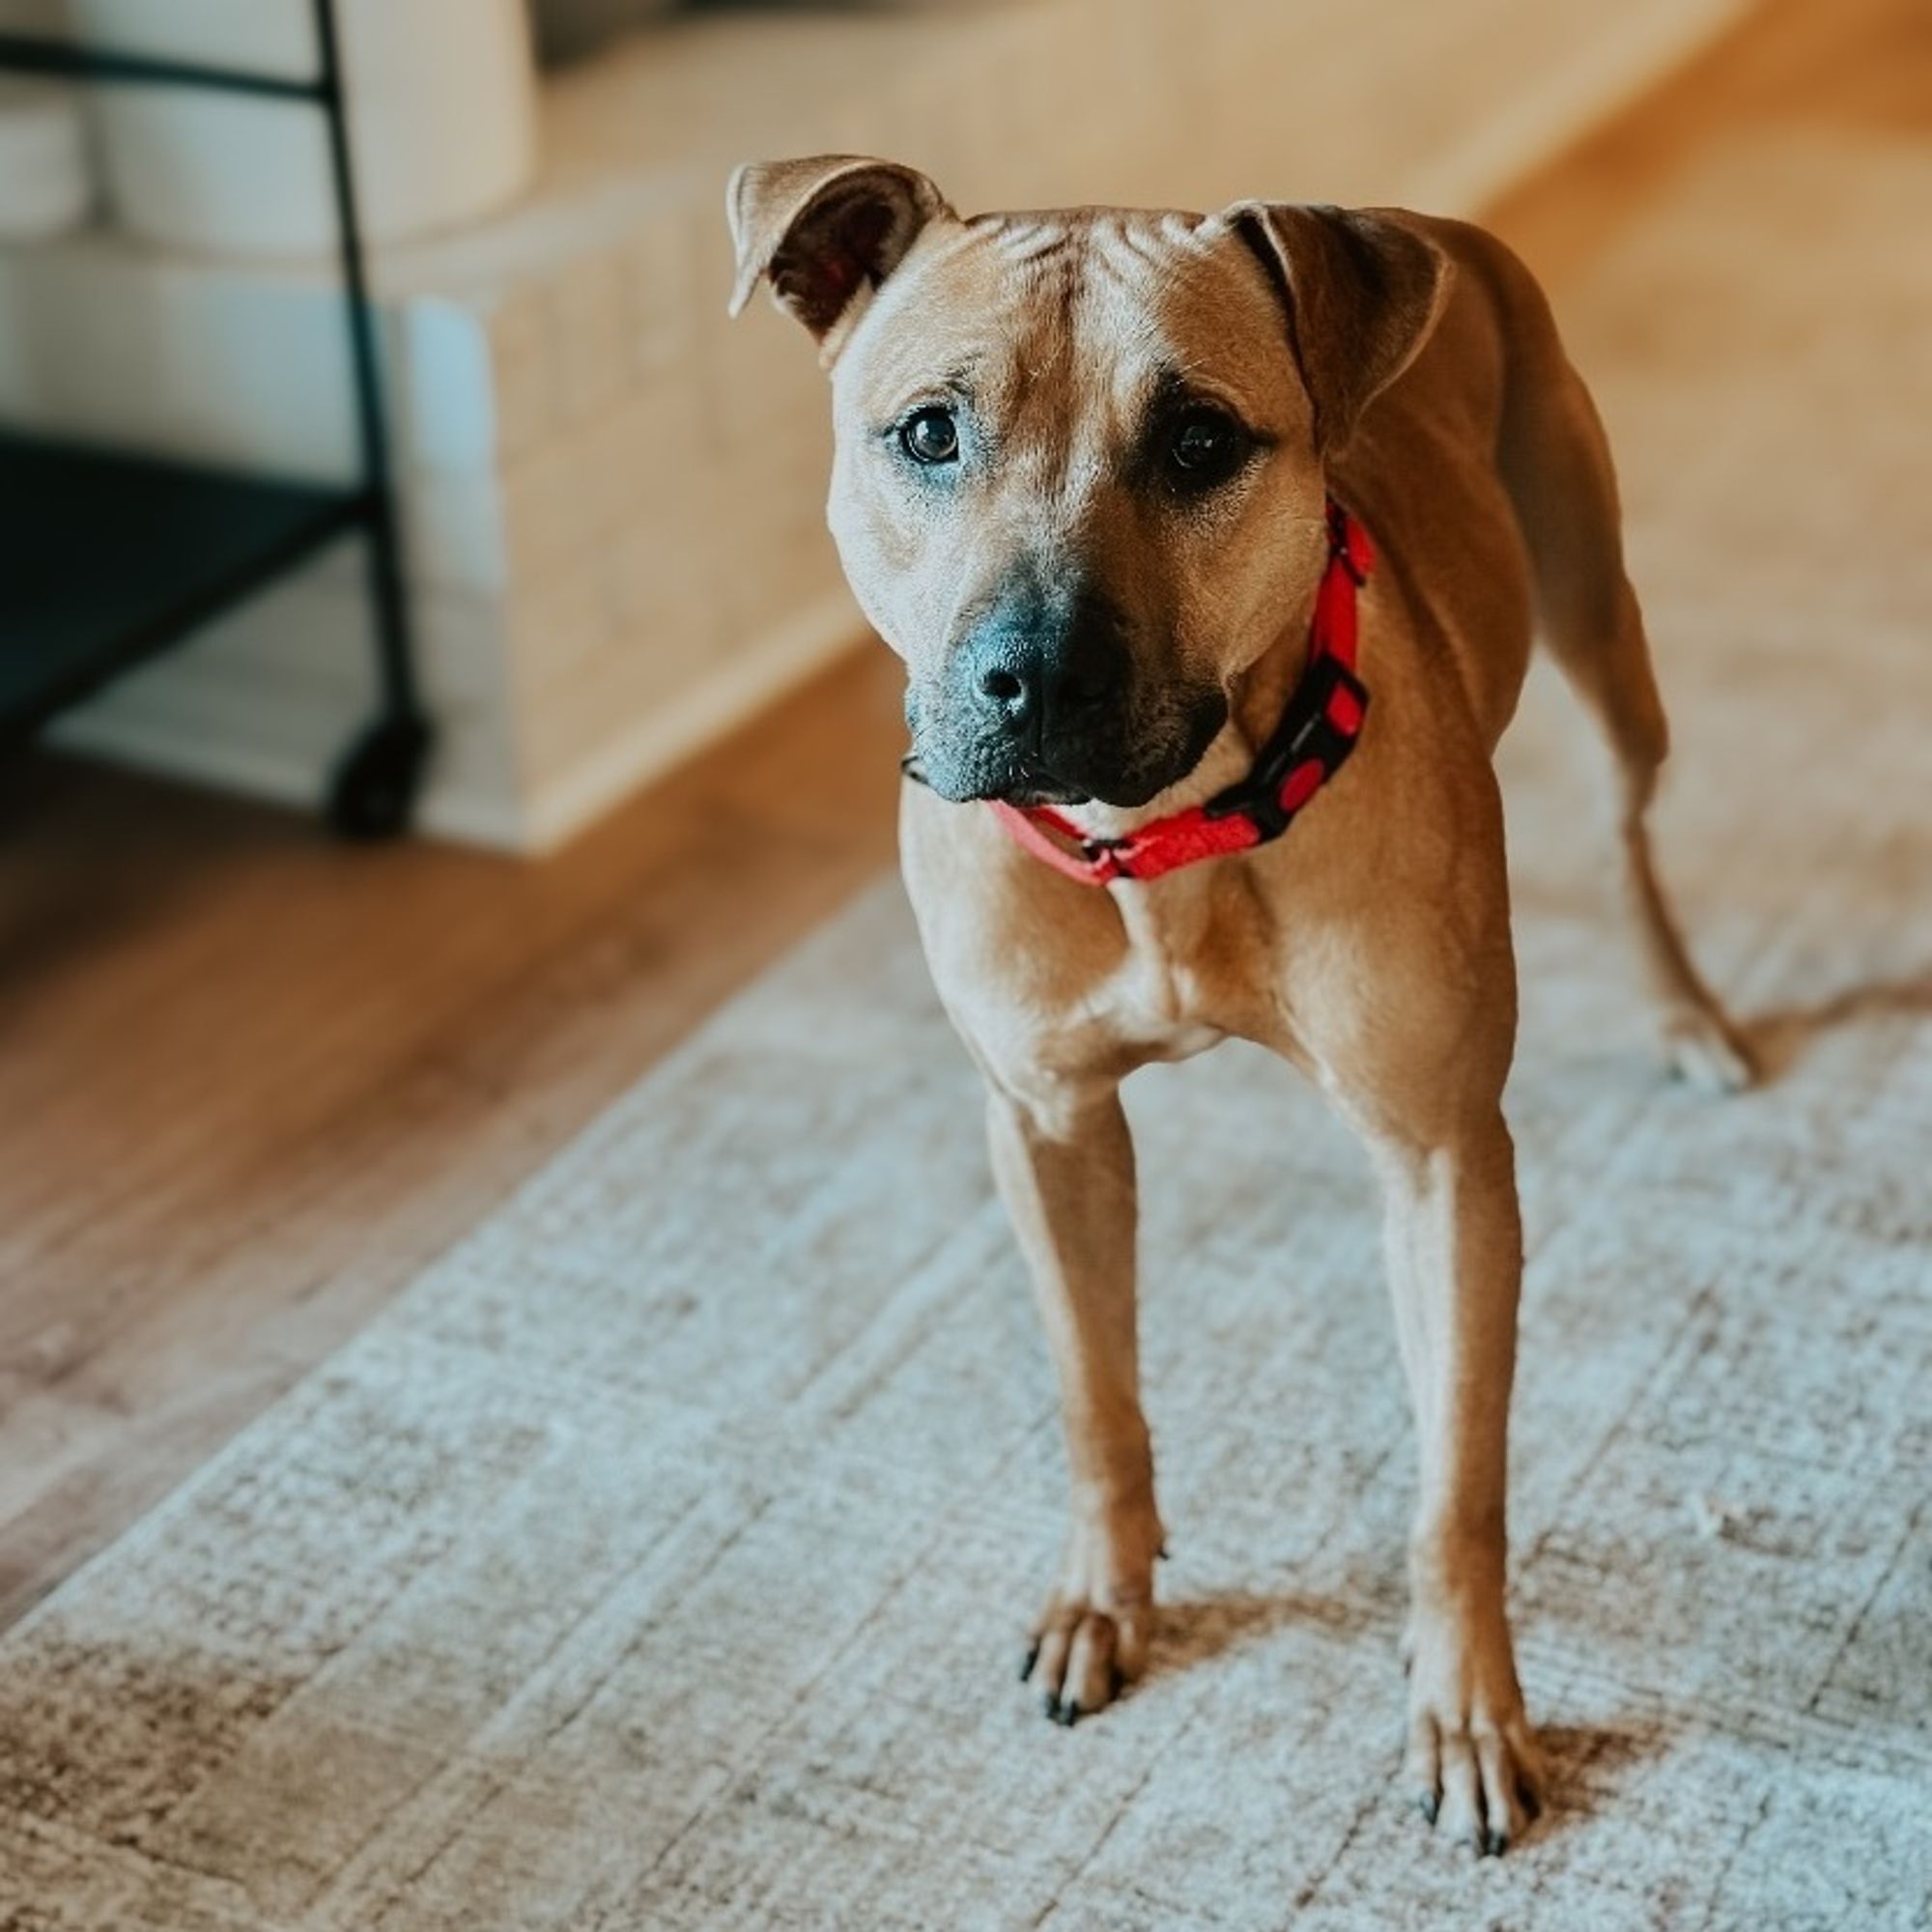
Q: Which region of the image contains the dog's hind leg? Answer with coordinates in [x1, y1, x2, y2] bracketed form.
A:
[1497, 316, 1754, 1092]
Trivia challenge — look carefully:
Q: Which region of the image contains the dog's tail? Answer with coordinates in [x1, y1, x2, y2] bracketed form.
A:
[1482, 233, 1672, 779]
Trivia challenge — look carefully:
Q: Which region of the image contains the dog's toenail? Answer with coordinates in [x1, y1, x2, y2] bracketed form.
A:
[1041, 1693, 1060, 1721]
[1019, 1644, 1039, 1682]
[1417, 1793, 1439, 1825]
[1057, 1700, 1080, 1727]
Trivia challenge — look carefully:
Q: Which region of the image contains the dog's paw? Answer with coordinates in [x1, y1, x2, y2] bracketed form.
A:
[1662, 1004, 1756, 1094]
[1021, 1507, 1160, 1725]
[1021, 1596, 1151, 1724]
[1402, 1617, 1547, 1856]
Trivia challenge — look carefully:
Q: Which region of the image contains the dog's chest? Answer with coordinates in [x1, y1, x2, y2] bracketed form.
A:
[1102, 873, 1281, 1057]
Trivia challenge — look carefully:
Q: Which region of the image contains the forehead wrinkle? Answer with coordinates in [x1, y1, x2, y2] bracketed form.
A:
[966, 228, 1086, 504]
[991, 240, 1147, 534]
[1069, 230, 1173, 432]
[980, 213, 1075, 267]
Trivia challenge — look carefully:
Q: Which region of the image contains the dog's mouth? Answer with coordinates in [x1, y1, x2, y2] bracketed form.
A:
[943, 771, 1093, 809]
[1002, 761, 1092, 809]
[905, 680, 1226, 811]
[912, 732, 1214, 811]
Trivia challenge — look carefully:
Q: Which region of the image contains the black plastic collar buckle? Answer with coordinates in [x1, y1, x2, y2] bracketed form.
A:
[1201, 654, 1369, 836]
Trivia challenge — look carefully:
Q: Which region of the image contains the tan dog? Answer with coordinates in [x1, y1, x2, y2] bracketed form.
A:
[726, 155, 1750, 1855]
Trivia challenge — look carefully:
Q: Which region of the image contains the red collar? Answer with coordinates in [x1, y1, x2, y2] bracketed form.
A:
[985, 497, 1372, 886]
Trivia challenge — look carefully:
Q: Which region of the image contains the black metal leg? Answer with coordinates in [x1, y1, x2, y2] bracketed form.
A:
[315, 0, 433, 838]
[327, 705, 433, 838]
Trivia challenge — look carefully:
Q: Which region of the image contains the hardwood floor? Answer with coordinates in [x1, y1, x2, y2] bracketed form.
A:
[0, 0, 1916, 1632]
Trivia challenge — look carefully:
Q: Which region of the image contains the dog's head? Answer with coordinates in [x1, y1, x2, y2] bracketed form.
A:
[727, 156, 1448, 808]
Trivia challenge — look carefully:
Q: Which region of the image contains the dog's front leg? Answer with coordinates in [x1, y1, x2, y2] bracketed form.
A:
[1371, 1109, 1548, 1853]
[987, 1079, 1164, 1724]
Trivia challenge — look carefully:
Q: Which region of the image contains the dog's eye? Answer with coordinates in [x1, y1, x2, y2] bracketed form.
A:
[900, 406, 960, 466]
[1167, 407, 1248, 486]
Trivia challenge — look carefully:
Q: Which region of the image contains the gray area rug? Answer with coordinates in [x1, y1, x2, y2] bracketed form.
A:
[4, 130, 1929, 1930]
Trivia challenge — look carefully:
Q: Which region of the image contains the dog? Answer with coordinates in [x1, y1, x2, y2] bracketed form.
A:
[725, 155, 1751, 1855]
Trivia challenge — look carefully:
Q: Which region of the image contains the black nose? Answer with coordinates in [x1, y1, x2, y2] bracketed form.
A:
[962, 584, 1123, 746]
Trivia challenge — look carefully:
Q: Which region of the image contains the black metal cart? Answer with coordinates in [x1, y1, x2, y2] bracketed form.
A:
[0, 0, 431, 837]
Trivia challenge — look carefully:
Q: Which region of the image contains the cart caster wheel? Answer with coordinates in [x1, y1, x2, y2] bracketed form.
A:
[328, 713, 432, 839]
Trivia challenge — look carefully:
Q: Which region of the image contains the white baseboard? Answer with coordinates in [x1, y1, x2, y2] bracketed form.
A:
[48, 702, 527, 848]
[50, 596, 867, 852]
[50, 708, 337, 822]
[510, 585, 867, 854]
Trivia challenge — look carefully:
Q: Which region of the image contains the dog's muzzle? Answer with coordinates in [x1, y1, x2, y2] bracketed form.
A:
[956, 579, 1123, 790]
[910, 576, 1218, 807]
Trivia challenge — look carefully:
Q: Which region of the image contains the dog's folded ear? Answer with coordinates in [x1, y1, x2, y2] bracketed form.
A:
[726, 155, 952, 351]
[1225, 202, 1453, 457]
